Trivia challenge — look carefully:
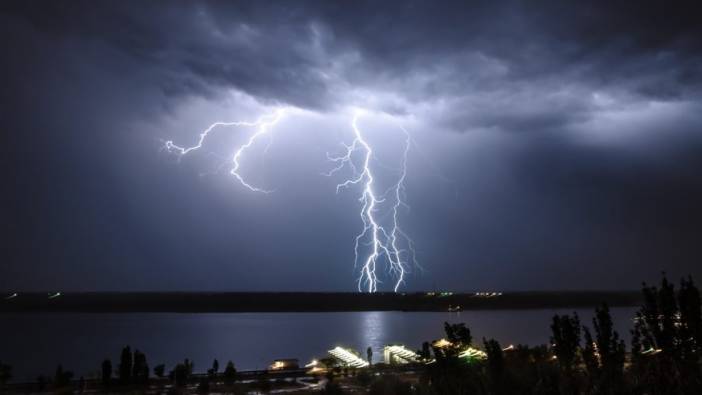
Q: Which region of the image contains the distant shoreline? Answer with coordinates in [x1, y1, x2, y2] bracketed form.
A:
[0, 291, 642, 313]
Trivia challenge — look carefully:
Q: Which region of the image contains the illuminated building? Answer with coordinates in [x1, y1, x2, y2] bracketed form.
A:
[268, 358, 299, 371]
[383, 345, 420, 364]
[432, 338, 487, 362]
[328, 346, 369, 368]
[458, 347, 487, 361]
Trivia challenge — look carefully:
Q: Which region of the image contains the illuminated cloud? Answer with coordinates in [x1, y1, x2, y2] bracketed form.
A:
[2, 1, 702, 291]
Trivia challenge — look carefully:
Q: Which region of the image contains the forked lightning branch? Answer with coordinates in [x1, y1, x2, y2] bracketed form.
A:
[164, 108, 417, 292]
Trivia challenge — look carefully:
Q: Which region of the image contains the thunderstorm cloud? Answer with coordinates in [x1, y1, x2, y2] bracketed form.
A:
[1, 1, 701, 291]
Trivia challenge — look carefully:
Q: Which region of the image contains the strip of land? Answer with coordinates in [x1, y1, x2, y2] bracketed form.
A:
[0, 291, 642, 313]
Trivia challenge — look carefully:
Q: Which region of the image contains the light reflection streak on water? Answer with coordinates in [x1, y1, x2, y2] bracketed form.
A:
[360, 311, 385, 363]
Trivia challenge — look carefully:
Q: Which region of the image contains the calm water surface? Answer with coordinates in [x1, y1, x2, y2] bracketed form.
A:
[0, 308, 637, 381]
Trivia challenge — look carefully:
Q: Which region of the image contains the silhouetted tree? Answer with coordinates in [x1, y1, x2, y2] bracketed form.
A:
[501, 344, 559, 394]
[320, 357, 338, 369]
[36, 375, 48, 392]
[208, 358, 220, 377]
[101, 359, 112, 386]
[169, 363, 189, 387]
[551, 313, 582, 394]
[582, 328, 598, 378]
[132, 349, 149, 384]
[433, 322, 473, 363]
[550, 313, 581, 374]
[445, 322, 472, 348]
[224, 361, 237, 383]
[635, 275, 677, 354]
[184, 358, 194, 376]
[631, 274, 702, 393]
[425, 322, 484, 394]
[0, 362, 11, 386]
[153, 364, 165, 378]
[678, 275, 702, 387]
[54, 365, 74, 388]
[417, 341, 431, 361]
[119, 346, 132, 384]
[484, 338, 505, 385]
[582, 303, 626, 394]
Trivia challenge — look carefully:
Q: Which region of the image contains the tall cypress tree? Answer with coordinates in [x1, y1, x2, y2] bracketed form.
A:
[582, 303, 626, 393]
[550, 313, 581, 374]
[101, 359, 112, 386]
[119, 346, 132, 384]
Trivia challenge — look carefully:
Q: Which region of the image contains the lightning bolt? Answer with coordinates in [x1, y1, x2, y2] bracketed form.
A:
[164, 107, 417, 292]
[164, 108, 287, 192]
[326, 111, 417, 292]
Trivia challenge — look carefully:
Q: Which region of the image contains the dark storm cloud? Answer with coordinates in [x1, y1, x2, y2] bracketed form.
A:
[2, 1, 336, 108]
[5, 1, 702, 121]
[2, 1, 702, 291]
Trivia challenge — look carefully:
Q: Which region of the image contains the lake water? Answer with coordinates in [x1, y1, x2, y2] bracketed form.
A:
[0, 308, 637, 381]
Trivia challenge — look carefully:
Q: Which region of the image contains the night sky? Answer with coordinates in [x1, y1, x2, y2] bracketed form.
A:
[2, 1, 701, 292]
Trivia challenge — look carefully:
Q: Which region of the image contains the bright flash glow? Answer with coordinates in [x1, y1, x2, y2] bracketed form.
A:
[305, 359, 318, 368]
[164, 108, 288, 193]
[458, 347, 488, 361]
[433, 339, 452, 348]
[269, 359, 297, 370]
[326, 110, 417, 292]
[164, 107, 417, 292]
[428, 339, 487, 363]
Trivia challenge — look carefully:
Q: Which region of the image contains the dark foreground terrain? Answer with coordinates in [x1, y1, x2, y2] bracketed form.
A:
[0, 276, 699, 394]
[0, 291, 641, 313]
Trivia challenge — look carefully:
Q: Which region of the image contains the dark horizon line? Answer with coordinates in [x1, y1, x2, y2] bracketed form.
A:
[0, 290, 642, 294]
[1, 290, 643, 313]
